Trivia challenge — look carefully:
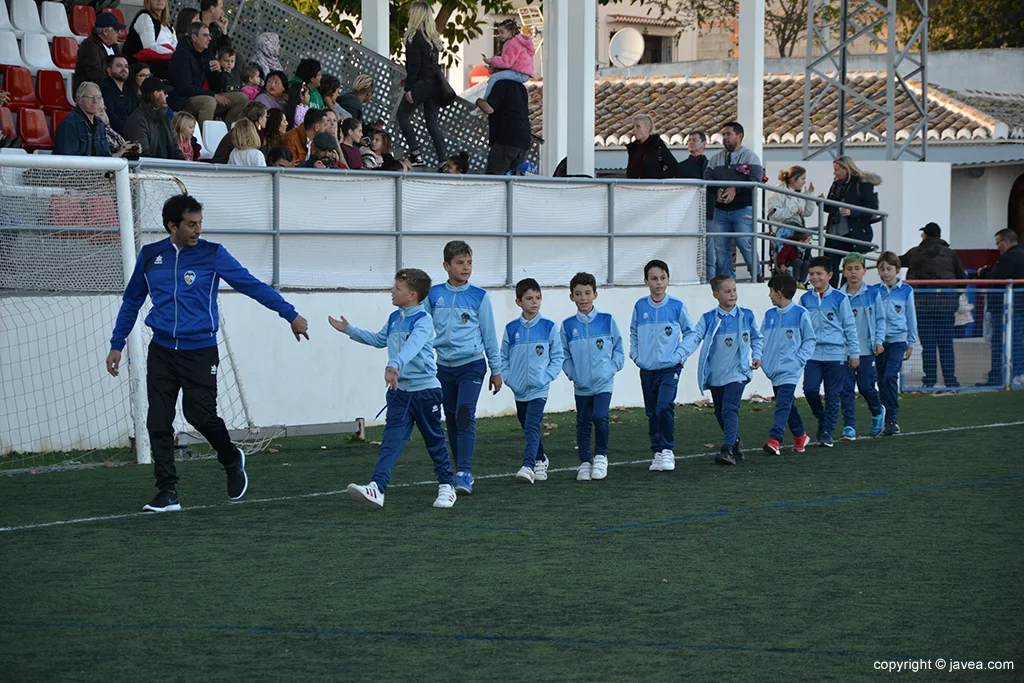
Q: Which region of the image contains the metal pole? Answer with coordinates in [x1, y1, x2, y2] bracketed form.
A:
[817, 201, 826, 257]
[506, 179, 514, 286]
[838, 0, 848, 158]
[607, 182, 615, 285]
[750, 187, 760, 283]
[1004, 282, 1014, 390]
[885, 0, 897, 159]
[395, 175, 403, 271]
[880, 214, 887, 254]
[272, 171, 281, 288]
[920, 0, 929, 161]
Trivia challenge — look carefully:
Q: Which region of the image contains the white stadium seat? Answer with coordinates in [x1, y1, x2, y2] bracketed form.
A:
[40, 2, 77, 40]
[0, 0, 18, 38]
[0, 30, 29, 69]
[201, 120, 228, 161]
[21, 33, 73, 78]
[9, 0, 45, 36]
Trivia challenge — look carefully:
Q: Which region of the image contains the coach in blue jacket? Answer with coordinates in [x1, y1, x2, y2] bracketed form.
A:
[106, 194, 309, 513]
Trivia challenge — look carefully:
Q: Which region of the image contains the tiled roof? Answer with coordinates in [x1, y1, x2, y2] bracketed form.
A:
[525, 73, 1023, 146]
[606, 14, 682, 28]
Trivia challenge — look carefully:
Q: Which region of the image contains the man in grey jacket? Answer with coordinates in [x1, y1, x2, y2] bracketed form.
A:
[123, 78, 186, 161]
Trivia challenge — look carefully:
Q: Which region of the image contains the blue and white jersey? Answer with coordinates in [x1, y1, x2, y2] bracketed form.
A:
[878, 279, 919, 345]
[799, 286, 860, 362]
[344, 304, 441, 392]
[500, 315, 564, 402]
[561, 309, 624, 396]
[681, 307, 764, 392]
[840, 282, 886, 354]
[629, 295, 694, 371]
[760, 302, 817, 386]
[425, 282, 503, 374]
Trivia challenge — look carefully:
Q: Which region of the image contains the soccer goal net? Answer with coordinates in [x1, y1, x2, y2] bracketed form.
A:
[0, 155, 277, 474]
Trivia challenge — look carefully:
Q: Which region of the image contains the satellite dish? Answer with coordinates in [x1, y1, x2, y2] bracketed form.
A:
[609, 28, 645, 68]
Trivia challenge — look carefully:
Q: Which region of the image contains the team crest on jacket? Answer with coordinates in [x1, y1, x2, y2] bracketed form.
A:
[742, 332, 749, 343]
[853, 309, 859, 317]
[664, 325, 672, 337]
[895, 304, 902, 313]
[535, 344, 544, 356]
[184, 270, 196, 285]
[461, 312, 470, 323]
[786, 329, 794, 339]
[826, 312, 834, 321]
[595, 338, 604, 350]
[724, 336, 733, 348]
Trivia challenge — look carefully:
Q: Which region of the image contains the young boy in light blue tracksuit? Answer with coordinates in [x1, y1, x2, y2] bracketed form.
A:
[680, 274, 763, 466]
[561, 272, 624, 482]
[629, 259, 695, 473]
[760, 274, 817, 456]
[839, 252, 887, 440]
[330, 269, 458, 510]
[799, 256, 860, 448]
[425, 240, 504, 496]
[501, 278, 565, 485]
[876, 251, 919, 436]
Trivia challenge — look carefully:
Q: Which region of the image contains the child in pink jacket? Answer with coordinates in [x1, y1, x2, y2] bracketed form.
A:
[476, 18, 535, 115]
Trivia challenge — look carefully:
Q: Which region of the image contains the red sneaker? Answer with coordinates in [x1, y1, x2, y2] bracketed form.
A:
[793, 434, 810, 453]
[762, 438, 781, 456]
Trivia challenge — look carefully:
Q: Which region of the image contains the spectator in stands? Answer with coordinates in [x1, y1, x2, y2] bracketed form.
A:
[250, 32, 283, 80]
[476, 18, 534, 116]
[302, 132, 347, 169]
[978, 228, 1024, 385]
[255, 70, 288, 112]
[825, 155, 881, 284]
[267, 146, 294, 167]
[56, 83, 113, 157]
[767, 165, 815, 241]
[100, 56, 137, 136]
[170, 23, 249, 127]
[289, 59, 325, 111]
[172, 111, 201, 161]
[322, 109, 340, 139]
[173, 8, 199, 42]
[210, 48, 242, 95]
[124, 0, 177, 79]
[704, 121, 764, 280]
[265, 108, 288, 150]
[74, 13, 124, 95]
[362, 126, 390, 169]
[484, 79, 530, 175]
[98, 102, 141, 159]
[899, 222, 965, 388]
[318, 75, 343, 119]
[282, 108, 330, 165]
[398, 2, 447, 166]
[337, 75, 374, 124]
[443, 151, 470, 174]
[625, 113, 677, 179]
[285, 83, 312, 128]
[240, 66, 263, 101]
[128, 63, 152, 99]
[124, 77, 186, 160]
[228, 120, 265, 167]
[212, 101, 267, 163]
[338, 118, 363, 169]
[200, 0, 231, 50]
[678, 130, 715, 274]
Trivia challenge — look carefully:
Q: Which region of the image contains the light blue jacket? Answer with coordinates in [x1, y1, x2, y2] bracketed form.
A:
[501, 315, 565, 402]
[878, 279, 919, 345]
[760, 302, 817, 386]
[799, 286, 860, 362]
[344, 304, 441, 392]
[561, 309, 624, 396]
[425, 282, 503, 375]
[840, 282, 886, 355]
[681, 307, 764, 392]
[629, 295, 694, 371]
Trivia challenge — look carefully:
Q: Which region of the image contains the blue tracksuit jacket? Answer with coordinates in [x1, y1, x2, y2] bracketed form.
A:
[344, 304, 441, 392]
[629, 295, 694, 371]
[840, 282, 886, 354]
[878, 279, 919, 345]
[799, 286, 860, 362]
[760, 302, 817, 386]
[561, 309, 624, 396]
[110, 237, 297, 352]
[501, 315, 564, 402]
[425, 282, 503, 375]
[681, 307, 764, 392]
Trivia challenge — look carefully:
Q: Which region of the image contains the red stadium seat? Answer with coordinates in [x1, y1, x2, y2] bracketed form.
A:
[86, 195, 118, 230]
[37, 69, 73, 113]
[100, 9, 127, 42]
[51, 108, 71, 134]
[18, 108, 53, 152]
[52, 36, 79, 70]
[70, 5, 95, 37]
[3, 66, 42, 112]
[49, 195, 85, 227]
[0, 106, 15, 139]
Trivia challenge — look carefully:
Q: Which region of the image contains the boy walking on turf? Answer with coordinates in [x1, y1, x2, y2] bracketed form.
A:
[799, 256, 860, 448]
[839, 253, 886, 439]
[680, 274, 763, 466]
[501, 278, 564, 484]
[876, 251, 918, 436]
[425, 240, 504, 496]
[629, 259, 695, 472]
[330, 269, 458, 510]
[561, 272, 624, 481]
[760, 274, 817, 456]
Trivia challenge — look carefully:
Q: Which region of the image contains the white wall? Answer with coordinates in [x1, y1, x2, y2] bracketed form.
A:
[950, 165, 1024, 250]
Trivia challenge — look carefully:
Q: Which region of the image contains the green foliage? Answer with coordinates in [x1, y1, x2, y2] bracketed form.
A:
[905, 0, 1024, 50]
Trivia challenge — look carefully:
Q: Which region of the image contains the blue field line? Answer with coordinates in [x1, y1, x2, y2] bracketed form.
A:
[3, 621, 924, 660]
[187, 517, 531, 533]
[594, 473, 1024, 533]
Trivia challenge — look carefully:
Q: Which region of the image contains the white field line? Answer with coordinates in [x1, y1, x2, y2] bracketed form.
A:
[2, 420, 1023, 533]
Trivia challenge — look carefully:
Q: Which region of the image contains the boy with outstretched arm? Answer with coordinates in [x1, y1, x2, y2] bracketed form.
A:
[501, 278, 565, 484]
[839, 252, 887, 439]
[330, 269, 458, 510]
[799, 256, 860, 448]
[425, 240, 504, 496]
[629, 260, 695, 472]
[876, 251, 918, 436]
[679, 274, 764, 466]
[561, 272, 624, 481]
[760, 274, 818, 455]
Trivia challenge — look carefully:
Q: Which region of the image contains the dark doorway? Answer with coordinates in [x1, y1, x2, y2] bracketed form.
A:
[1009, 173, 1024, 241]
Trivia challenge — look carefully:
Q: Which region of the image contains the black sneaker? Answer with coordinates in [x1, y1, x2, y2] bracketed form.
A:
[226, 448, 248, 500]
[715, 446, 736, 466]
[143, 489, 181, 513]
[407, 150, 424, 165]
[882, 421, 901, 437]
[818, 432, 834, 448]
[732, 439, 745, 463]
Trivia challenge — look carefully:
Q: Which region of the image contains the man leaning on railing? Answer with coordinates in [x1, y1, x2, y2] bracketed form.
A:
[977, 228, 1024, 386]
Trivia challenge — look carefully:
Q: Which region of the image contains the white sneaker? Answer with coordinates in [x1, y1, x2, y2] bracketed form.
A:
[347, 481, 384, 509]
[577, 461, 592, 481]
[591, 454, 608, 480]
[534, 457, 549, 481]
[515, 466, 535, 484]
[649, 452, 665, 471]
[660, 449, 676, 471]
[432, 484, 457, 508]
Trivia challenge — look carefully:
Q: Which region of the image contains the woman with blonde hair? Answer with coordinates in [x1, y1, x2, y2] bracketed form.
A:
[396, 1, 447, 165]
[767, 165, 815, 240]
[228, 119, 266, 167]
[625, 113, 677, 179]
[825, 155, 882, 282]
[124, 0, 177, 79]
[172, 111, 200, 161]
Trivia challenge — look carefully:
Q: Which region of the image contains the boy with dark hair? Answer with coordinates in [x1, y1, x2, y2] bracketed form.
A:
[425, 240, 504, 495]
[501, 278, 564, 484]
[760, 274, 817, 456]
[680, 274, 763, 465]
[330, 269, 458, 510]
[561, 272, 624, 481]
[839, 252, 886, 439]
[876, 251, 918, 435]
[209, 47, 241, 94]
[630, 260, 694, 472]
[799, 256, 860, 447]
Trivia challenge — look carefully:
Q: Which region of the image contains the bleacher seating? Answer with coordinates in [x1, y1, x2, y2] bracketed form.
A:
[52, 35, 77, 69]
[36, 68, 71, 112]
[0, 0, 17, 36]
[69, 5, 93, 37]
[0, 29, 28, 69]
[0, 106, 15, 138]
[40, 2, 77, 42]
[51, 106, 70, 134]
[10, 0, 45, 37]
[3, 66, 42, 111]
[18, 107, 53, 151]
[201, 121, 228, 160]
[22, 32, 72, 77]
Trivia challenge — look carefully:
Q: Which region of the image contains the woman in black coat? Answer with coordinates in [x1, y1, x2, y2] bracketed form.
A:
[824, 155, 881, 283]
[396, 1, 448, 166]
[625, 114, 678, 179]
